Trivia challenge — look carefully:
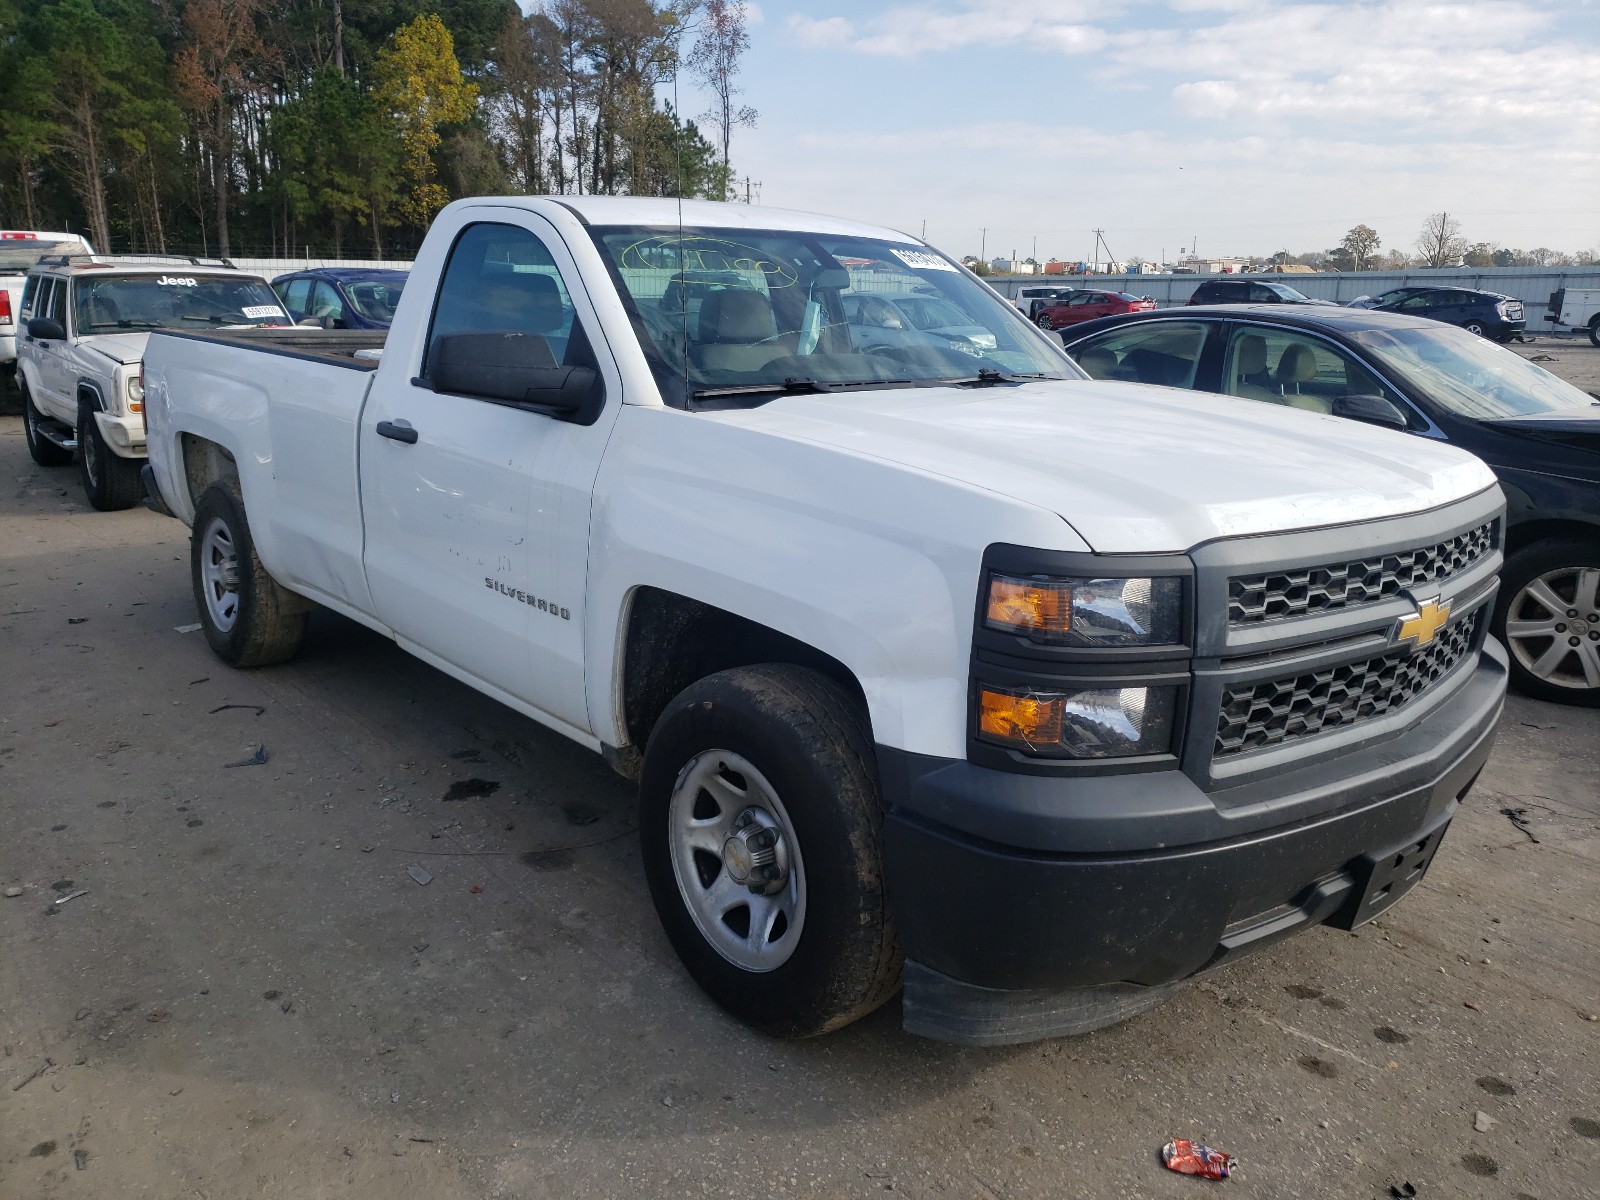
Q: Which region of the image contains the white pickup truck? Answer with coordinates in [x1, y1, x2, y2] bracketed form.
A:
[1546, 286, 1600, 346]
[1, 230, 93, 380]
[142, 196, 1509, 1046]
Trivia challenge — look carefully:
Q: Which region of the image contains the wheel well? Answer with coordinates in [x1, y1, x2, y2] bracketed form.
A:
[1505, 519, 1600, 558]
[76, 382, 105, 411]
[179, 433, 240, 510]
[617, 587, 869, 775]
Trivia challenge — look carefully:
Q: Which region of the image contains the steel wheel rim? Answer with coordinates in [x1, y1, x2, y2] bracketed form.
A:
[1504, 565, 1600, 691]
[81, 423, 98, 486]
[200, 516, 241, 633]
[667, 749, 806, 973]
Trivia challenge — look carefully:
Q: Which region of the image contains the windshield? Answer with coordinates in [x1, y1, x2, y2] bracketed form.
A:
[72, 274, 289, 332]
[590, 226, 1075, 400]
[1267, 283, 1311, 301]
[346, 276, 406, 322]
[1352, 322, 1599, 418]
[0, 238, 90, 272]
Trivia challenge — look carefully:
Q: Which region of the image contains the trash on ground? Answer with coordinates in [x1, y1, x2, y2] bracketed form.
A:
[74, 1008, 91, 1021]
[210, 703, 266, 717]
[223, 744, 269, 768]
[67, 617, 87, 625]
[406, 865, 433, 886]
[1389, 1184, 1417, 1199]
[1499, 807, 1540, 843]
[54, 889, 90, 905]
[11, 1058, 52, 1092]
[174, 623, 203, 633]
[3, 886, 21, 898]
[73, 1149, 87, 1170]
[1475, 1110, 1497, 1132]
[1162, 1139, 1235, 1180]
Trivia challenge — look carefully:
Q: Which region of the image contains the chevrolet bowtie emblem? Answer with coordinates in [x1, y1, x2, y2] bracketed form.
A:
[1397, 597, 1451, 648]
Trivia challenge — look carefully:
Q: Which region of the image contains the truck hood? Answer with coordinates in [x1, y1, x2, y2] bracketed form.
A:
[729, 379, 1497, 552]
[77, 332, 151, 365]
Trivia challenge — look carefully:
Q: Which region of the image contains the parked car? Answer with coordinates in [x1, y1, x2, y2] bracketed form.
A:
[844, 290, 997, 353]
[1059, 304, 1600, 704]
[273, 267, 409, 329]
[1347, 286, 1524, 342]
[1, 230, 94, 382]
[1546, 286, 1600, 347]
[1035, 290, 1155, 329]
[1012, 284, 1074, 318]
[1187, 278, 1332, 307]
[17, 255, 289, 510]
[142, 195, 1504, 1046]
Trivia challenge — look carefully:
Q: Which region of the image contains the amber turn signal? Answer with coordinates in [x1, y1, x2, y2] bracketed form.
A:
[986, 575, 1072, 638]
[977, 687, 1064, 748]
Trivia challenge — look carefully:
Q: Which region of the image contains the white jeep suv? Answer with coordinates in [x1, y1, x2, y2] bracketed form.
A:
[17, 257, 289, 509]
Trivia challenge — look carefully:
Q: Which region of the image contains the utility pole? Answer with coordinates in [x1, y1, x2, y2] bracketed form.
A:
[921, 218, 926, 240]
[1031, 235, 1037, 265]
[980, 227, 988, 262]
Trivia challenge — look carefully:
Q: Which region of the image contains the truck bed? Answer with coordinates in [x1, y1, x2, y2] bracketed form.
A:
[154, 327, 387, 369]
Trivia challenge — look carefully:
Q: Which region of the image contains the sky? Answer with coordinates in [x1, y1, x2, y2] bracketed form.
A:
[673, 0, 1600, 265]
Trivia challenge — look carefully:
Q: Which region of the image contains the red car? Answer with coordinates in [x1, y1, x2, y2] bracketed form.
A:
[1036, 290, 1156, 330]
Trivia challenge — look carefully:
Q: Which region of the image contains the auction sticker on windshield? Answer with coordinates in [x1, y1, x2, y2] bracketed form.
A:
[242, 305, 282, 318]
[892, 249, 957, 272]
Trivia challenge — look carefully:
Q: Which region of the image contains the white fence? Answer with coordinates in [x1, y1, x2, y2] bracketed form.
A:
[226, 257, 414, 277]
[985, 266, 1600, 332]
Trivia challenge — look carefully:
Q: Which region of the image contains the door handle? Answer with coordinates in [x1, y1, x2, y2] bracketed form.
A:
[376, 419, 418, 445]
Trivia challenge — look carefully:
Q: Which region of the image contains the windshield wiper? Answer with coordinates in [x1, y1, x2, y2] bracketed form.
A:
[694, 377, 921, 401]
[942, 369, 1045, 387]
[84, 320, 162, 330]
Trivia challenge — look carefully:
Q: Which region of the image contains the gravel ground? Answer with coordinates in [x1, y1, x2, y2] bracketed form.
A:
[2, 348, 1598, 1198]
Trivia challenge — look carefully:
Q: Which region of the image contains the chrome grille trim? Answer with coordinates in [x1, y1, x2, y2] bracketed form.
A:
[1228, 519, 1498, 625]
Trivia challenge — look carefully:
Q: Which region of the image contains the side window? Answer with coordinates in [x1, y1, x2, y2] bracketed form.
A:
[423, 222, 583, 380]
[309, 281, 345, 325]
[45, 278, 67, 325]
[1222, 325, 1404, 416]
[1395, 291, 1440, 312]
[1069, 321, 1208, 387]
[19, 274, 40, 319]
[280, 278, 312, 320]
[1249, 284, 1280, 303]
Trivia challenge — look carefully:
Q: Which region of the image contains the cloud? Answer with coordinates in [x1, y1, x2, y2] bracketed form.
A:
[786, 1, 1104, 57]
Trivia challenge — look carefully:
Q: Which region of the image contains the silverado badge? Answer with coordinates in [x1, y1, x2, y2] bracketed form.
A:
[1396, 597, 1451, 649]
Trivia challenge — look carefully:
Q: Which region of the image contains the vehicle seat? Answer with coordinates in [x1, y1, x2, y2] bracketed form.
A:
[692, 288, 790, 373]
[1232, 334, 1275, 401]
[1075, 346, 1120, 379]
[1274, 343, 1331, 413]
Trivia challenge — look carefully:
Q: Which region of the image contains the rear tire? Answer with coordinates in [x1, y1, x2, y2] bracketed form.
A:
[639, 664, 901, 1037]
[78, 401, 143, 511]
[1463, 321, 1486, 337]
[190, 482, 307, 667]
[22, 381, 72, 467]
[1493, 538, 1600, 706]
[1588, 316, 1599, 348]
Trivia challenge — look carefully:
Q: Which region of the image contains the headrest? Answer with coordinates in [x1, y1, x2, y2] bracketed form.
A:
[1235, 334, 1267, 374]
[699, 288, 775, 343]
[1278, 343, 1318, 383]
[478, 271, 562, 333]
[1076, 346, 1119, 378]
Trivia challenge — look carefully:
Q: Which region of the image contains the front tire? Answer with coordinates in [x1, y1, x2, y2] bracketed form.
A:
[1588, 316, 1600, 348]
[22, 382, 72, 467]
[639, 664, 901, 1037]
[78, 402, 143, 511]
[1035, 312, 1054, 330]
[190, 483, 307, 667]
[1493, 539, 1600, 706]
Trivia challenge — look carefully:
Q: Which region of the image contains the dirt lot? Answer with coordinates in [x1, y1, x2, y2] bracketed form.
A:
[2, 351, 1598, 1198]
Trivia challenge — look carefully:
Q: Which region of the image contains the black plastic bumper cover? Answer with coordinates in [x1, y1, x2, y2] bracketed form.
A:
[140, 464, 175, 519]
[884, 645, 1505, 1045]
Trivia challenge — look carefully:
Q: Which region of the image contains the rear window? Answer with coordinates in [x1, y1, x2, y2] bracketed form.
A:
[0, 237, 90, 273]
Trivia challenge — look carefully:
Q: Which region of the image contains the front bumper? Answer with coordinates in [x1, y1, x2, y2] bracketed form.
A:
[92, 409, 147, 458]
[881, 641, 1506, 1045]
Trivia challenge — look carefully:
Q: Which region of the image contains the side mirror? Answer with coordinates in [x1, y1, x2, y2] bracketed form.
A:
[28, 317, 65, 341]
[1332, 393, 1409, 431]
[428, 332, 604, 423]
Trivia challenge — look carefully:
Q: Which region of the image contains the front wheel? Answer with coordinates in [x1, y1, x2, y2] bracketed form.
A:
[639, 664, 901, 1037]
[1493, 539, 1600, 706]
[189, 483, 307, 667]
[78, 402, 143, 511]
[1035, 312, 1054, 330]
[1589, 316, 1600, 348]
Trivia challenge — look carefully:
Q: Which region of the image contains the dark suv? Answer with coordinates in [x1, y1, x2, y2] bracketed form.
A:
[1351, 286, 1524, 342]
[1187, 278, 1330, 306]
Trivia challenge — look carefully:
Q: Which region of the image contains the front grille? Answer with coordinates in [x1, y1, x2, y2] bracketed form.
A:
[1214, 608, 1481, 759]
[1228, 520, 1496, 625]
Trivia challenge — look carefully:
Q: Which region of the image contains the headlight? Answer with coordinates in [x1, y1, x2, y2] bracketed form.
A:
[127, 374, 144, 413]
[977, 684, 1177, 758]
[985, 573, 1182, 646]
